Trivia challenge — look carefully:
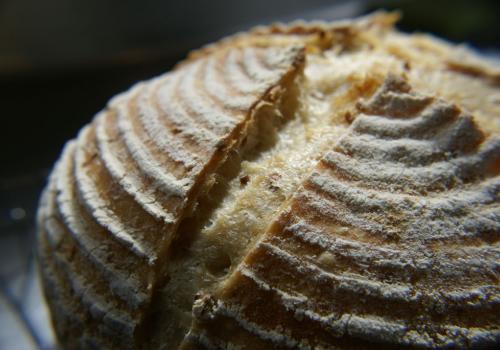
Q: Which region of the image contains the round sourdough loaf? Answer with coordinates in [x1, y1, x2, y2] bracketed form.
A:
[37, 12, 500, 350]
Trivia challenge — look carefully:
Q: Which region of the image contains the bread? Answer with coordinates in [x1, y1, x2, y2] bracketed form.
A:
[37, 12, 500, 349]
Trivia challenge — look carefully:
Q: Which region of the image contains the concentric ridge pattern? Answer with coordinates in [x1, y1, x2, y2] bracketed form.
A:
[183, 77, 500, 350]
[37, 45, 304, 349]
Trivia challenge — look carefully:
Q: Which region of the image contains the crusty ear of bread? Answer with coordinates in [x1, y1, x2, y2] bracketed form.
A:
[37, 43, 305, 349]
[37, 12, 500, 350]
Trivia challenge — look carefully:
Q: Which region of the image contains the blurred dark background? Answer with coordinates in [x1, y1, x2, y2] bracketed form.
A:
[0, 0, 499, 349]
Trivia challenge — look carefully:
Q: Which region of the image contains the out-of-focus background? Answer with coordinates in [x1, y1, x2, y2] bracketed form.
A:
[0, 0, 499, 349]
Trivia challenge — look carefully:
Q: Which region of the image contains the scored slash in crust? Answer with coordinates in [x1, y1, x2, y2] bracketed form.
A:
[183, 76, 500, 349]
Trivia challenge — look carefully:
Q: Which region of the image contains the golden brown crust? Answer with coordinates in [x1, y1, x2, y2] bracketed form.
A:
[182, 76, 500, 349]
[37, 12, 500, 349]
[177, 11, 399, 67]
[37, 44, 305, 349]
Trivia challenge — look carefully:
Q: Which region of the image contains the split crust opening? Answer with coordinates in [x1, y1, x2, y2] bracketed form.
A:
[148, 41, 398, 350]
[37, 13, 500, 350]
[148, 25, 500, 348]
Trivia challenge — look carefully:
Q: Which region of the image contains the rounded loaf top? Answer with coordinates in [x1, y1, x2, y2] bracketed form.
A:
[37, 12, 500, 350]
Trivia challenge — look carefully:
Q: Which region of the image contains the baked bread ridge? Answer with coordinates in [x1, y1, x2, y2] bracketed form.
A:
[173, 15, 499, 349]
[36, 12, 500, 349]
[37, 41, 306, 348]
[182, 76, 500, 349]
[178, 11, 401, 66]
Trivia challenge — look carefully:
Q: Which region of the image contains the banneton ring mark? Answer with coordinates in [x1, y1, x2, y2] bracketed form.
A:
[37, 12, 499, 349]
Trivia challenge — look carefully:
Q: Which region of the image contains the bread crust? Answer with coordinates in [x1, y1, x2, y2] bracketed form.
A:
[37, 12, 499, 349]
[182, 76, 500, 349]
[37, 42, 305, 349]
